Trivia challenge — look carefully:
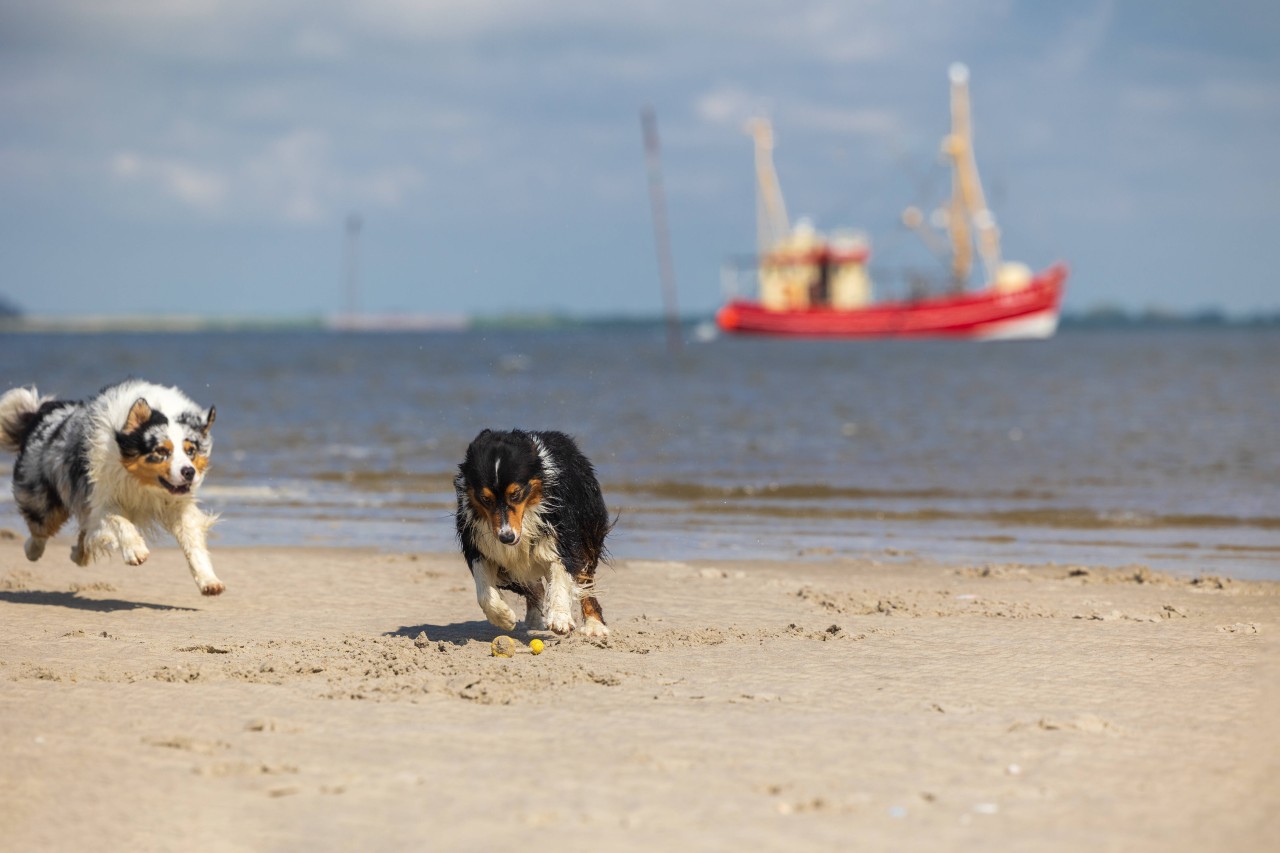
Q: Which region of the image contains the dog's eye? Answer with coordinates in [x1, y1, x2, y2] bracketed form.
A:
[184, 442, 200, 457]
[478, 493, 494, 507]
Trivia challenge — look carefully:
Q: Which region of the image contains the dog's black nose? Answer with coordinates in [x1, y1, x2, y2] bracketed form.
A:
[181, 466, 196, 482]
[498, 529, 517, 545]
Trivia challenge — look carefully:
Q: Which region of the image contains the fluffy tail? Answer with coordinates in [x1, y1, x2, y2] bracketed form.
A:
[0, 386, 48, 454]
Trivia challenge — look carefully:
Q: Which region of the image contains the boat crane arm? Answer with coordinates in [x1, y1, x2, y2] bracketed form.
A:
[746, 118, 791, 254]
[943, 63, 1002, 284]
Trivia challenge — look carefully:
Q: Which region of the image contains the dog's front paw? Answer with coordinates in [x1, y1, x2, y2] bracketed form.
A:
[199, 580, 226, 596]
[482, 601, 518, 632]
[579, 618, 609, 638]
[546, 611, 576, 636]
[69, 541, 90, 566]
[122, 541, 150, 566]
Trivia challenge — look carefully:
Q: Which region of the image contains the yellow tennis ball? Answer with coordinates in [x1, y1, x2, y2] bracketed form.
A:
[529, 639, 545, 655]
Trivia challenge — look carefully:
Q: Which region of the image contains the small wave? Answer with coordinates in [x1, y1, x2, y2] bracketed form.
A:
[627, 500, 1280, 532]
[200, 484, 312, 501]
[307, 470, 457, 491]
[609, 480, 1056, 502]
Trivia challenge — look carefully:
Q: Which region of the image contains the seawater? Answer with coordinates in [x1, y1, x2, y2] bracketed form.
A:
[1, 326, 1277, 580]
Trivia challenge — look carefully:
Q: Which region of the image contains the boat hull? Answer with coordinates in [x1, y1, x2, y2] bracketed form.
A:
[716, 263, 1068, 340]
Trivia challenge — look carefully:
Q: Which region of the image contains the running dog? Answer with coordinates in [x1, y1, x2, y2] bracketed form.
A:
[0, 379, 224, 596]
[454, 429, 611, 637]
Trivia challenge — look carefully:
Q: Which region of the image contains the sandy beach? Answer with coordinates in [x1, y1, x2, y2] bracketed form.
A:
[1, 534, 1277, 851]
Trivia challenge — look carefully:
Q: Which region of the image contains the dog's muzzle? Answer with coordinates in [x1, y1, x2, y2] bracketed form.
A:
[497, 523, 519, 546]
[159, 477, 192, 495]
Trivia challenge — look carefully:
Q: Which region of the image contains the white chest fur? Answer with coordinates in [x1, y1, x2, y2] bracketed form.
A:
[471, 522, 563, 584]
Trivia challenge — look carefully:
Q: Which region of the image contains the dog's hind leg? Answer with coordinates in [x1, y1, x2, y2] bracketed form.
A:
[574, 565, 609, 638]
[522, 585, 549, 631]
[169, 504, 224, 596]
[470, 558, 517, 631]
[19, 503, 68, 563]
[70, 529, 91, 566]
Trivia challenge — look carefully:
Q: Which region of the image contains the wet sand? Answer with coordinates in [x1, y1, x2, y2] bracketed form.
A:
[1, 536, 1277, 851]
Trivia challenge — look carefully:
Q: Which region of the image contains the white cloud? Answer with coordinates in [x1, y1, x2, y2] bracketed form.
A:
[244, 130, 424, 223]
[109, 131, 422, 223]
[695, 87, 772, 127]
[111, 151, 227, 210]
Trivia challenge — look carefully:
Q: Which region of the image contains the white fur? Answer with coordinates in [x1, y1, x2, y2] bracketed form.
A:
[470, 557, 518, 631]
[531, 435, 560, 484]
[466, 499, 585, 635]
[542, 563, 577, 635]
[580, 615, 609, 638]
[0, 387, 52, 453]
[83, 382, 222, 595]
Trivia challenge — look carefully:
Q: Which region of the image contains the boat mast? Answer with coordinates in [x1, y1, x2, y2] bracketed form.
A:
[746, 118, 790, 254]
[942, 63, 1002, 285]
[640, 105, 683, 354]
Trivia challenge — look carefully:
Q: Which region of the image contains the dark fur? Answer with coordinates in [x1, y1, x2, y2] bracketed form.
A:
[8, 399, 90, 533]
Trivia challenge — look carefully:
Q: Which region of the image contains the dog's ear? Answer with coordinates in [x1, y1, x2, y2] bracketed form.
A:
[202, 406, 216, 435]
[124, 398, 152, 433]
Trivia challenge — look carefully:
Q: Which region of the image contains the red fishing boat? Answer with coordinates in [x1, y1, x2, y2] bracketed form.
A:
[716, 64, 1068, 340]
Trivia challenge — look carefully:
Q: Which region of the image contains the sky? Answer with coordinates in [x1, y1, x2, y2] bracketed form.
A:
[1, 0, 1278, 320]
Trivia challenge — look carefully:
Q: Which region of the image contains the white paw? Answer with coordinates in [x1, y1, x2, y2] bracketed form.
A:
[199, 579, 226, 596]
[579, 618, 610, 638]
[546, 611, 576, 636]
[24, 538, 46, 562]
[122, 541, 150, 566]
[482, 600, 518, 632]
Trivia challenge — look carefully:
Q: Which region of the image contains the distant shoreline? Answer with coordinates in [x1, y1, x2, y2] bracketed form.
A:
[2, 311, 1277, 334]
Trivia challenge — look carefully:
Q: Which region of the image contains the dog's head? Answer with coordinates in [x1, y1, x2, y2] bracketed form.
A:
[457, 429, 543, 547]
[115, 398, 216, 496]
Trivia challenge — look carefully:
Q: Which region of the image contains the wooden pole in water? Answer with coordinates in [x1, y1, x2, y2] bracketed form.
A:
[641, 104, 682, 353]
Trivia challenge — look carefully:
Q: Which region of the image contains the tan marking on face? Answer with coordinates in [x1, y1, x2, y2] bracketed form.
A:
[468, 486, 498, 528]
[123, 398, 152, 433]
[504, 479, 542, 537]
[121, 439, 174, 490]
[184, 441, 211, 474]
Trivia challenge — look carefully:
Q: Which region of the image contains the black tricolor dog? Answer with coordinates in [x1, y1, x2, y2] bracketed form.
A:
[454, 429, 611, 637]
